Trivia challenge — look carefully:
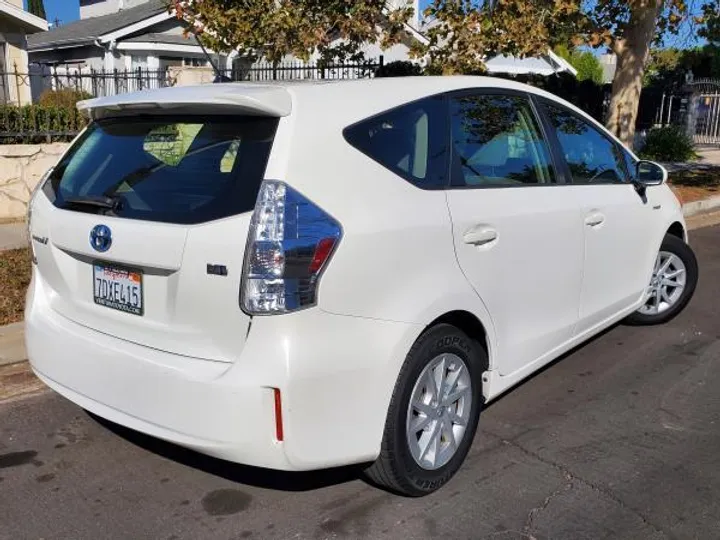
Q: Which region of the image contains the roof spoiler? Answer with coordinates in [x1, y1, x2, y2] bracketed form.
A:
[77, 84, 293, 120]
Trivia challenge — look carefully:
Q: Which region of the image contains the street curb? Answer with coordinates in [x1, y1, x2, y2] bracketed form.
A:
[683, 195, 720, 217]
[0, 321, 26, 367]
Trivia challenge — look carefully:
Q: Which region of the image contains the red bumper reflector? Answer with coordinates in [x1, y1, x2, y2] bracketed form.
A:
[273, 388, 284, 442]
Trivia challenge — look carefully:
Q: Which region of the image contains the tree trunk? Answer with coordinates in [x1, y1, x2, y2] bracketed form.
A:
[605, 0, 663, 149]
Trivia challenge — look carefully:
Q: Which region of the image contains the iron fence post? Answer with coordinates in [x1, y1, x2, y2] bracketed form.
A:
[13, 63, 20, 106]
[91, 68, 97, 97]
[686, 93, 699, 141]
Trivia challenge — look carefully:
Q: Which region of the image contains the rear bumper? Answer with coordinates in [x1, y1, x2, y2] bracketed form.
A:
[26, 274, 419, 471]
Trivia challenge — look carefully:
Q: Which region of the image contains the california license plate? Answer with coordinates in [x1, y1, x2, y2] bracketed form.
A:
[93, 263, 143, 316]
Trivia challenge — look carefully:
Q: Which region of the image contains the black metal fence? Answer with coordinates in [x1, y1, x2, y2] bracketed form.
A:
[0, 66, 181, 105]
[0, 57, 385, 106]
[229, 57, 384, 82]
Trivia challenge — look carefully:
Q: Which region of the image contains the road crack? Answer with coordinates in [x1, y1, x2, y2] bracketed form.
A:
[486, 430, 675, 540]
[523, 474, 573, 536]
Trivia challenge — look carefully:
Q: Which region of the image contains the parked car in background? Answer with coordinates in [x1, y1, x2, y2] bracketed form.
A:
[25, 77, 698, 497]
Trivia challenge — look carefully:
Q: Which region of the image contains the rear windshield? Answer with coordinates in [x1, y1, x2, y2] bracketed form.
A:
[44, 115, 278, 224]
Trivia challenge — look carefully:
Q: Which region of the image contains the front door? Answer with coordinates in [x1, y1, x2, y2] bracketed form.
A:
[445, 92, 585, 377]
[539, 102, 661, 335]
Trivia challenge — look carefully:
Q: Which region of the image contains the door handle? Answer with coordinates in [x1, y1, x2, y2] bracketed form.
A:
[584, 212, 605, 227]
[463, 226, 498, 246]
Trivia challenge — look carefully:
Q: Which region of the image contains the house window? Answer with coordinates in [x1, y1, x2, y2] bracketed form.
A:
[182, 57, 209, 67]
[159, 56, 181, 68]
[130, 55, 148, 70]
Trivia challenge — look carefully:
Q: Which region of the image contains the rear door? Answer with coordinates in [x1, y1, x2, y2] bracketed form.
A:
[538, 101, 660, 334]
[445, 91, 584, 377]
[31, 114, 278, 362]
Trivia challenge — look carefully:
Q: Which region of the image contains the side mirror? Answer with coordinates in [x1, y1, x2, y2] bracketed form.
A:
[635, 160, 668, 186]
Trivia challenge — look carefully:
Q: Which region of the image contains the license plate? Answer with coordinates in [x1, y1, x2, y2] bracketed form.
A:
[93, 263, 143, 316]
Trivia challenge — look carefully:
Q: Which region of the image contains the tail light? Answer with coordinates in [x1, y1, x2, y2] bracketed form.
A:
[241, 181, 342, 315]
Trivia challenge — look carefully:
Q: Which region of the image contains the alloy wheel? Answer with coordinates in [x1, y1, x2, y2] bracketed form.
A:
[639, 250, 687, 315]
[406, 353, 472, 470]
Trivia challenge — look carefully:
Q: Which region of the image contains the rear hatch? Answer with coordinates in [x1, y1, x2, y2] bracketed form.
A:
[30, 90, 286, 362]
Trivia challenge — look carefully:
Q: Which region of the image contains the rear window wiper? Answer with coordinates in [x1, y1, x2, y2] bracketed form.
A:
[64, 195, 123, 213]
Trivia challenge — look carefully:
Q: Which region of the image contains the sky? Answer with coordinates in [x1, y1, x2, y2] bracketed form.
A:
[32, 0, 429, 27]
[27, 0, 80, 27]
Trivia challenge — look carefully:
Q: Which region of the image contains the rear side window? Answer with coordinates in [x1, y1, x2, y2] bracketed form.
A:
[44, 115, 278, 224]
[449, 94, 555, 187]
[343, 96, 448, 189]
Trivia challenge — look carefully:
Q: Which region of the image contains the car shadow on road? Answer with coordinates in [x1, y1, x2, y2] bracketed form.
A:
[84, 322, 630, 494]
[86, 412, 369, 492]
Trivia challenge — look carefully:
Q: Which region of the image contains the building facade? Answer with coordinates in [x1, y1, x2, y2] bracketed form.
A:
[0, 0, 47, 104]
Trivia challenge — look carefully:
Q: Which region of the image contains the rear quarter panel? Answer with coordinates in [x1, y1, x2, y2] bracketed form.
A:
[272, 86, 498, 361]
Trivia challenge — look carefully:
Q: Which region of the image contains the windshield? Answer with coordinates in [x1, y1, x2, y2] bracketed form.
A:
[44, 115, 278, 224]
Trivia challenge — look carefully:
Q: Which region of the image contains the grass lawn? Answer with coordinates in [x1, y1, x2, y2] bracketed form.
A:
[0, 248, 32, 326]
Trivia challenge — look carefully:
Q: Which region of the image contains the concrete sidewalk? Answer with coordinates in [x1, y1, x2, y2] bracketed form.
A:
[0, 221, 26, 251]
[662, 145, 720, 171]
[0, 322, 26, 367]
[1, 223, 28, 367]
[0, 223, 28, 367]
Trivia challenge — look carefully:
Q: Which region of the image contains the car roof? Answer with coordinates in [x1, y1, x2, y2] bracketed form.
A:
[79, 76, 560, 119]
[77, 76, 628, 155]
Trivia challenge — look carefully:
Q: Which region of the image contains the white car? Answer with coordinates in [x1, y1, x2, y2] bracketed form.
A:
[25, 77, 698, 496]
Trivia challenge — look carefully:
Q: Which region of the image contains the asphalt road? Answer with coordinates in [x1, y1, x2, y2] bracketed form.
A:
[2, 225, 720, 540]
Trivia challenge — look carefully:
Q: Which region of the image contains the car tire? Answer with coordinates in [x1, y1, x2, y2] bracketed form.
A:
[625, 233, 698, 326]
[364, 324, 485, 497]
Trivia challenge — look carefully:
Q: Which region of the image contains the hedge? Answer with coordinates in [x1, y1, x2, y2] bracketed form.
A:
[639, 125, 699, 162]
[38, 88, 93, 109]
[0, 103, 88, 144]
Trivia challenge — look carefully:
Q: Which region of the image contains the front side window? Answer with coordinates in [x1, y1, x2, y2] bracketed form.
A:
[449, 94, 555, 187]
[544, 104, 628, 184]
[44, 115, 278, 224]
[623, 148, 638, 180]
[343, 96, 448, 189]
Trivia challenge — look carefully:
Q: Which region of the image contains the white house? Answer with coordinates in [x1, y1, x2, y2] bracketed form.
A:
[28, 0, 217, 72]
[26, 0, 575, 96]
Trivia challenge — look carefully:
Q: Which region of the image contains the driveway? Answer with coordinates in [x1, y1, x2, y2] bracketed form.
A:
[1, 225, 719, 540]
